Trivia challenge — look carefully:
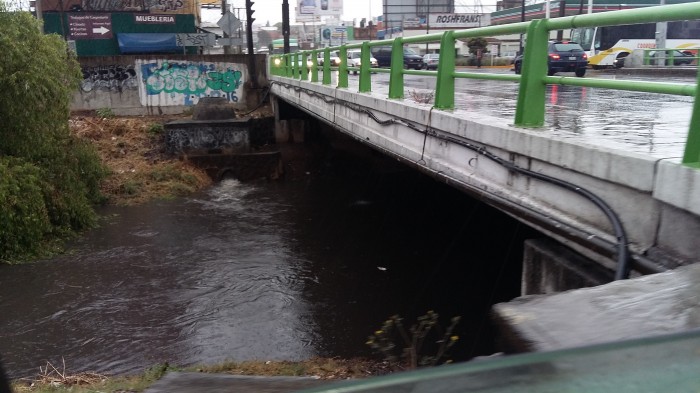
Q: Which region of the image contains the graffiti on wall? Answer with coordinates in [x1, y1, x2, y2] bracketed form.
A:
[80, 0, 187, 12]
[80, 64, 138, 92]
[165, 127, 249, 155]
[136, 60, 245, 106]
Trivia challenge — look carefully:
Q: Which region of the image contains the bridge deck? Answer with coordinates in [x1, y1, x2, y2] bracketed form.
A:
[317, 68, 693, 159]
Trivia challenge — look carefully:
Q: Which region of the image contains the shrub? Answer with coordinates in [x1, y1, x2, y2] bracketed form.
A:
[0, 158, 51, 262]
[0, 6, 106, 260]
[367, 311, 460, 370]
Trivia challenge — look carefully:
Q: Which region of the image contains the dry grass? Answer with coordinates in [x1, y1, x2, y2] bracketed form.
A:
[70, 114, 212, 205]
[194, 357, 393, 380]
[13, 359, 107, 391]
[11, 358, 391, 392]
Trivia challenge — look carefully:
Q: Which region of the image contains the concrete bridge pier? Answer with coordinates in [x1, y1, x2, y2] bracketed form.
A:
[272, 96, 308, 144]
[521, 238, 614, 295]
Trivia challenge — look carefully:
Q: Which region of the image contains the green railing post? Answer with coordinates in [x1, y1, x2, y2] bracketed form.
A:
[338, 46, 348, 88]
[683, 68, 700, 167]
[359, 41, 371, 93]
[389, 38, 404, 99]
[322, 49, 331, 85]
[434, 31, 456, 110]
[292, 53, 300, 79]
[300, 52, 309, 81]
[311, 50, 319, 83]
[285, 54, 293, 78]
[514, 19, 549, 127]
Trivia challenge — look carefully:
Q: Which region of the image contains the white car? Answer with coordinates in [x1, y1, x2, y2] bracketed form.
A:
[317, 51, 342, 67]
[347, 50, 378, 74]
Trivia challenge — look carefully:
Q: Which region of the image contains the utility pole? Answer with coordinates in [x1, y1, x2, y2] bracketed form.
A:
[519, 0, 525, 55]
[245, 0, 258, 87]
[222, 0, 231, 54]
[655, 0, 667, 66]
[282, 0, 290, 53]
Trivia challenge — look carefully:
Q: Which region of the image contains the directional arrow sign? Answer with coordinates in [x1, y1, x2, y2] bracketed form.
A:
[92, 26, 110, 35]
[68, 14, 112, 39]
[217, 12, 242, 36]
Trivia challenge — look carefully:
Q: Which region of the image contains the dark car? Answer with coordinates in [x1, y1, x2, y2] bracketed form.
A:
[371, 46, 424, 70]
[614, 49, 694, 68]
[513, 41, 588, 77]
[647, 49, 694, 66]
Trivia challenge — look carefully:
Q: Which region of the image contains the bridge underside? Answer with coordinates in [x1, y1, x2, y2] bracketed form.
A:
[270, 76, 700, 277]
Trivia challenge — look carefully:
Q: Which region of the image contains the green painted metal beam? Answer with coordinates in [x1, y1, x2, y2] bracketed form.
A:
[434, 31, 456, 110]
[389, 38, 404, 99]
[359, 42, 371, 93]
[684, 68, 700, 166]
[322, 50, 331, 85]
[338, 47, 348, 88]
[514, 19, 549, 127]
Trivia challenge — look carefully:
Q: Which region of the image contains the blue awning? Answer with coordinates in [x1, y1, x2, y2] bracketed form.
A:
[117, 33, 179, 54]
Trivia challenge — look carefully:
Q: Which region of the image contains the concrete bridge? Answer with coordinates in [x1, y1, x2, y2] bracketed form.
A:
[268, 4, 700, 290]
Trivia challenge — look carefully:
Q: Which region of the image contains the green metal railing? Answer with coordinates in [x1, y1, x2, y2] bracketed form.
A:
[641, 48, 699, 66]
[270, 2, 700, 168]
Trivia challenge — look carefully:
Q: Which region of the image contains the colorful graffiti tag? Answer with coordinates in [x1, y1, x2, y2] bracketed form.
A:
[136, 60, 245, 106]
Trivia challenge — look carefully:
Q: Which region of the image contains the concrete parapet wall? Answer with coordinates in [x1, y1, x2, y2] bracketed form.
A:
[270, 76, 699, 271]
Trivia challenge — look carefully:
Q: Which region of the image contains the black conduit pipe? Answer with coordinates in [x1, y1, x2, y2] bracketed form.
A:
[270, 81, 633, 280]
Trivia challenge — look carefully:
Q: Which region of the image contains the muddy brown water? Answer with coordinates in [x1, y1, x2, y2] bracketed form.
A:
[0, 142, 540, 379]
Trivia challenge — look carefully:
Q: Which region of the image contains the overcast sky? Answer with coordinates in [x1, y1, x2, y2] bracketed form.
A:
[211, 0, 497, 26]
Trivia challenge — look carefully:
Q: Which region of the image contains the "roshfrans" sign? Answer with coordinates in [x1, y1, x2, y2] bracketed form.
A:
[134, 14, 176, 24]
[428, 13, 490, 28]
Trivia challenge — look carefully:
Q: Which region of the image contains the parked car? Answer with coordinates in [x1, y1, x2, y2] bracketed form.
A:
[646, 49, 694, 66]
[513, 41, 588, 77]
[422, 53, 440, 70]
[347, 50, 378, 74]
[317, 51, 342, 67]
[370, 46, 424, 70]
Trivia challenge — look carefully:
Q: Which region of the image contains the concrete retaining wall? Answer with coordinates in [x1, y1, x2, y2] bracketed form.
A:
[73, 54, 268, 115]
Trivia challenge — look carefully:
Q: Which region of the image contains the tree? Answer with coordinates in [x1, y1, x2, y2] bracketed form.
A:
[0, 6, 106, 262]
[466, 37, 489, 56]
[258, 29, 273, 50]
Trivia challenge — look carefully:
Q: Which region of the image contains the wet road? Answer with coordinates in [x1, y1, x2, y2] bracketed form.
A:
[331, 69, 695, 158]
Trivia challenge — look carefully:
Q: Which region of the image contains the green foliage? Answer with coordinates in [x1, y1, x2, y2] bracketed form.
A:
[0, 6, 106, 262]
[147, 122, 164, 136]
[96, 107, 115, 118]
[0, 158, 51, 262]
[367, 311, 460, 370]
[466, 37, 489, 56]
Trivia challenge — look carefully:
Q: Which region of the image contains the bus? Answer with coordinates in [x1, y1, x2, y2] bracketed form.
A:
[270, 38, 299, 54]
[571, 20, 700, 68]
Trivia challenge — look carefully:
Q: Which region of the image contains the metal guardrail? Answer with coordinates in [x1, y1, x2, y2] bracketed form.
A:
[269, 3, 700, 168]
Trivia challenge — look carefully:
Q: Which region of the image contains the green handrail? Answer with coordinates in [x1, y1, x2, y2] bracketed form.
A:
[269, 2, 700, 167]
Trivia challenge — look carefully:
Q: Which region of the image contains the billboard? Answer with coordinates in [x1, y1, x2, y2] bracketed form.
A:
[428, 13, 490, 28]
[296, 0, 342, 17]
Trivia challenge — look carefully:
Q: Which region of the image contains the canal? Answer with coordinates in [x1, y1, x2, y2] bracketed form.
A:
[0, 130, 542, 379]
